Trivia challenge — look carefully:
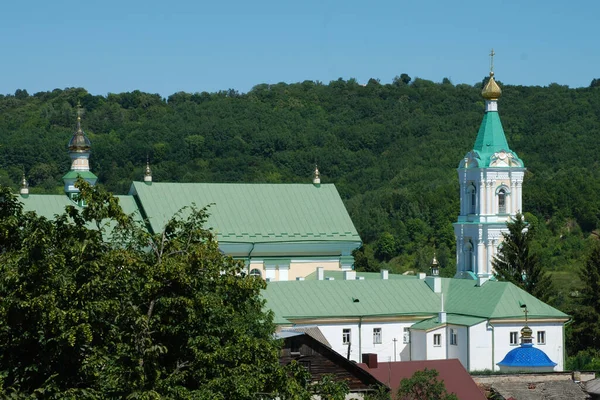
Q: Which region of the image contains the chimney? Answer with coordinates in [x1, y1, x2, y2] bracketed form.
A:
[418, 272, 426, 280]
[344, 271, 356, 280]
[476, 276, 489, 287]
[317, 267, 324, 281]
[381, 269, 389, 280]
[439, 311, 447, 324]
[362, 353, 378, 369]
[425, 276, 441, 293]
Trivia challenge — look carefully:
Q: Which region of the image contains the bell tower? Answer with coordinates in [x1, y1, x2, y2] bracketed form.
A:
[454, 51, 526, 279]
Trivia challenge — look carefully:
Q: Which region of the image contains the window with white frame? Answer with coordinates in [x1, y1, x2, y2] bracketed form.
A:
[373, 328, 382, 344]
[433, 333, 441, 346]
[342, 328, 351, 345]
[510, 331, 518, 345]
[450, 329, 457, 345]
[537, 331, 546, 345]
[498, 188, 507, 214]
[403, 327, 410, 344]
[249, 268, 262, 277]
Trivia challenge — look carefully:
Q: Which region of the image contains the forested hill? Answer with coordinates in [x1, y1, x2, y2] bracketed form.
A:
[2, 77, 600, 292]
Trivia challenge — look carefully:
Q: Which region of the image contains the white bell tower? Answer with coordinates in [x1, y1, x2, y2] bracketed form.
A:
[454, 51, 526, 279]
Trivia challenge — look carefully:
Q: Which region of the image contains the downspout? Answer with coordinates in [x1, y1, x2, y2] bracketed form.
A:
[487, 320, 495, 371]
[247, 243, 256, 274]
[466, 326, 470, 371]
[563, 318, 573, 370]
[358, 316, 363, 361]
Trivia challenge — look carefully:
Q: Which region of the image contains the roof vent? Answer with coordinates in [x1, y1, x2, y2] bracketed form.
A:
[296, 277, 305, 281]
[317, 267, 324, 281]
[356, 276, 365, 280]
[418, 272, 426, 280]
[477, 276, 489, 287]
[326, 277, 335, 281]
[381, 269, 389, 280]
[344, 271, 356, 280]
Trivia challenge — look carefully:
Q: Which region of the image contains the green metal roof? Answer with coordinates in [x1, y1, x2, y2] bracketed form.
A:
[19, 194, 142, 231]
[131, 181, 361, 243]
[303, 270, 416, 281]
[61, 170, 98, 180]
[262, 277, 568, 324]
[410, 315, 486, 331]
[471, 111, 522, 168]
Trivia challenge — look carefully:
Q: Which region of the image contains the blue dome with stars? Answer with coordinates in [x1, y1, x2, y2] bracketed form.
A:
[498, 343, 557, 368]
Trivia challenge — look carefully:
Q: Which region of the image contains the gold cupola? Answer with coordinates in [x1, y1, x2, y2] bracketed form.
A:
[482, 71, 502, 101]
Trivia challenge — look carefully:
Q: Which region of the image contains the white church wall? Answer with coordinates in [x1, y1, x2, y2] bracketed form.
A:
[301, 320, 415, 363]
[425, 328, 446, 360]
[468, 321, 493, 371]
[411, 330, 427, 361]
[447, 325, 468, 368]
[493, 322, 564, 371]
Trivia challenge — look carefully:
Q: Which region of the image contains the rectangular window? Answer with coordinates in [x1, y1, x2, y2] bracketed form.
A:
[403, 327, 410, 344]
[450, 329, 457, 346]
[343, 328, 351, 345]
[537, 331, 546, 345]
[433, 333, 441, 347]
[373, 328, 382, 344]
[299, 360, 311, 372]
[510, 331, 518, 345]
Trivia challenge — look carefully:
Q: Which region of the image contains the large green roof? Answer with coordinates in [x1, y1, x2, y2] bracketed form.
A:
[131, 181, 360, 244]
[470, 111, 522, 168]
[20, 194, 139, 219]
[262, 277, 568, 324]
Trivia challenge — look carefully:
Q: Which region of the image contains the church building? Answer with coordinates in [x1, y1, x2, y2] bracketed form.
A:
[454, 58, 526, 280]
[18, 107, 361, 282]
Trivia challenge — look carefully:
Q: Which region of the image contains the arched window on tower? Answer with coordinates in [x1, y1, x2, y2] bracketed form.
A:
[467, 184, 477, 214]
[498, 188, 507, 214]
[464, 241, 474, 272]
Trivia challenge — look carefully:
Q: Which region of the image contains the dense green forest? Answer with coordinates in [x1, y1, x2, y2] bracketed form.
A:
[2, 76, 600, 314]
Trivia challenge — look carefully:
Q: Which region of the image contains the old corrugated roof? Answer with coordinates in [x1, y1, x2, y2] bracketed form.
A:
[359, 359, 487, 400]
[262, 277, 568, 322]
[131, 181, 360, 243]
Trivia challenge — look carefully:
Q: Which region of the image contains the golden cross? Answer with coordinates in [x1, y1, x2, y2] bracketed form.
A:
[489, 48, 495, 73]
[76, 101, 84, 118]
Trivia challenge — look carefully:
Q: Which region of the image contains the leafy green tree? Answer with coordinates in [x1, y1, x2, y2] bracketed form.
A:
[492, 213, 553, 301]
[375, 232, 397, 261]
[569, 242, 600, 353]
[0, 181, 292, 398]
[397, 368, 458, 400]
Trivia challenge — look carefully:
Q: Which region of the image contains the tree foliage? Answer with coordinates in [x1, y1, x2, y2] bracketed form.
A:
[0, 180, 315, 398]
[397, 369, 458, 400]
[569, 242, 600, 353]
[492, 213, 553, 301]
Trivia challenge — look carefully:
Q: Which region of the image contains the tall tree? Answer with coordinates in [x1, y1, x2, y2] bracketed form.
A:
[0, 181, 291, 398]
[492, 213, 553, 301]
[570, 242, 600, 353]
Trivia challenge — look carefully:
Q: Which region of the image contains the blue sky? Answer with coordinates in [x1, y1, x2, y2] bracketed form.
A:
[1, 0, 598, 97]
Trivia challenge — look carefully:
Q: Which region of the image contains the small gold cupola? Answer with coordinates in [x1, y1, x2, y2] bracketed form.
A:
[20, 173, 29, 197]
[312, 164, 321, 186]
[482, 71, 502, 101]
[144, 156, 153, 184]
